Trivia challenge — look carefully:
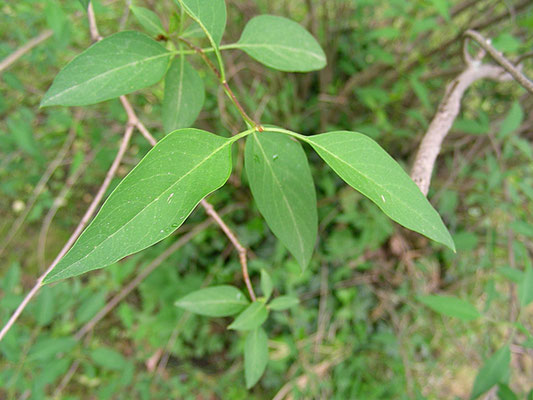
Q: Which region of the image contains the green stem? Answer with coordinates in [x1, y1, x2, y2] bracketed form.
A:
[261, 126, 309, 142]
[231, 127, 257, 143]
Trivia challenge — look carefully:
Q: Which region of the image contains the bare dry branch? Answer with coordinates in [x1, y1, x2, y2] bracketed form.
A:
[0, 30, 53, 74]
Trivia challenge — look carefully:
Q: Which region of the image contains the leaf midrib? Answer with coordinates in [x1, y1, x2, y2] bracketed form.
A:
[48, 137, 232, 280]
[253, 134, 306, 263]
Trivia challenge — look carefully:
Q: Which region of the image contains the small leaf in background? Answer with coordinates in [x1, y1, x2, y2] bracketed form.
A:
[510, 220, 533, 238]
[7, 108, 39, 158]
[228, 302, 268, 331]
[41, 31, 172, 106]
[245, 131, 317, 269]
[75, 290, 107, 323]
[130, 6, 167, 37]
[43, 129, 233, 283]
[268, 296, 299, 311]
[235, 15, 326, 72]
[44, 0, 69, 43]
[28, 337, 77, 362]
[260, 269, 273, 300]
[492, 33, 522, 53]
[162, 56, 205, 133]
[305, 131, 455, 251]
[409, 75, 431, 110]
[498, 102, 524, 138]
[244, 327, 268, 388]
[90, 347, 127, 371]
[418, 295, 480, 321]
[470, 345, 510, 399]
[2, 262, 21, 293]
[519, 267, 533, 307]
[176, 0, 226, 45]
[35, 287, 55, 326]
[78, 0, 89, 10]
[175, 286, 249, 317]
[429, 0, 451, 21]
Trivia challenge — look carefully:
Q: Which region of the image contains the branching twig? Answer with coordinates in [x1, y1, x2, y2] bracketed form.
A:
[0, 124, 134, 342]
[409, 29, 527, 195]
[464, 30, 533, 94]
[0, 30, 53, 74]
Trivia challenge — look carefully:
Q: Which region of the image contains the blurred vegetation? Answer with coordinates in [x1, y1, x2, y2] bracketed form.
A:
[1, 0, 532, 398]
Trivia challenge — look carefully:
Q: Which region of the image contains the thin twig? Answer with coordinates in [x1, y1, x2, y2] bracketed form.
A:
[464, 29, 533, 94]
[87, 2, 102, 42]
[200, 199, 256, 301]
[0, 125, 134, 342]
[0, 30, 53, 74]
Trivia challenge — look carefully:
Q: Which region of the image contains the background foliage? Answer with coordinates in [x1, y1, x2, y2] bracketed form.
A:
[1, 0, 532, 398]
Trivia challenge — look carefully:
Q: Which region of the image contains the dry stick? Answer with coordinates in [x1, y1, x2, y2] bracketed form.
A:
[0, 122, 78, 258]
[464, 29, 533, 94]
[201, 199, 256, 300]
[37, 151, 95, 272]
[410, 41, 514, 195]
[0, 30, 53, 74]
[0, 124, 134, 342]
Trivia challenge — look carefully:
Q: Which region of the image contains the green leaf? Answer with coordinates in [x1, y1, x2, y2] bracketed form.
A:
[28, 337, 77, 361]
[244, 327, 268, 388]
[130, 6, 167, 37]
[245, 131, 317, 269]
[90, 347, 127, 371]
[498, 384, 518, 400]
[175, 285, 249, 317]
[268, 295, 299, 311]
[418, 295, 480, 321]
[470, 346, 510, 399]
[519, 267, 533, 307]
[162, 56, 205, 133]
[234, 15, 326, 72]
[260, 269, 273, 300]
[305, 131, 454, 250]
[228, 302, 268, 331]
[41, 31, 172, 107]
[499, 101, 524, 138]
[43, 129, 234, 283]
[176, 0, 226, 45]
[78, 0, 89, 10]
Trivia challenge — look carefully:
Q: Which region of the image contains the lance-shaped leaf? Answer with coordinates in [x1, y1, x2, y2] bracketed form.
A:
[130, 6, 167, 37]
[418, 295, 480, 321]
[41, 31, 172, 107]
[305, 131, 455, 250]
[268, 296, 299, 311]
[244, 327, 268, 388]
[175, 286, 249, 317]
[471, 346, 511, 399]
[43, 129, 233, 283]
[176, 0, 226, 45]
[245, 131, 317, 269]
[234, 15, 326, 72]
[162, 56, 205, 133]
